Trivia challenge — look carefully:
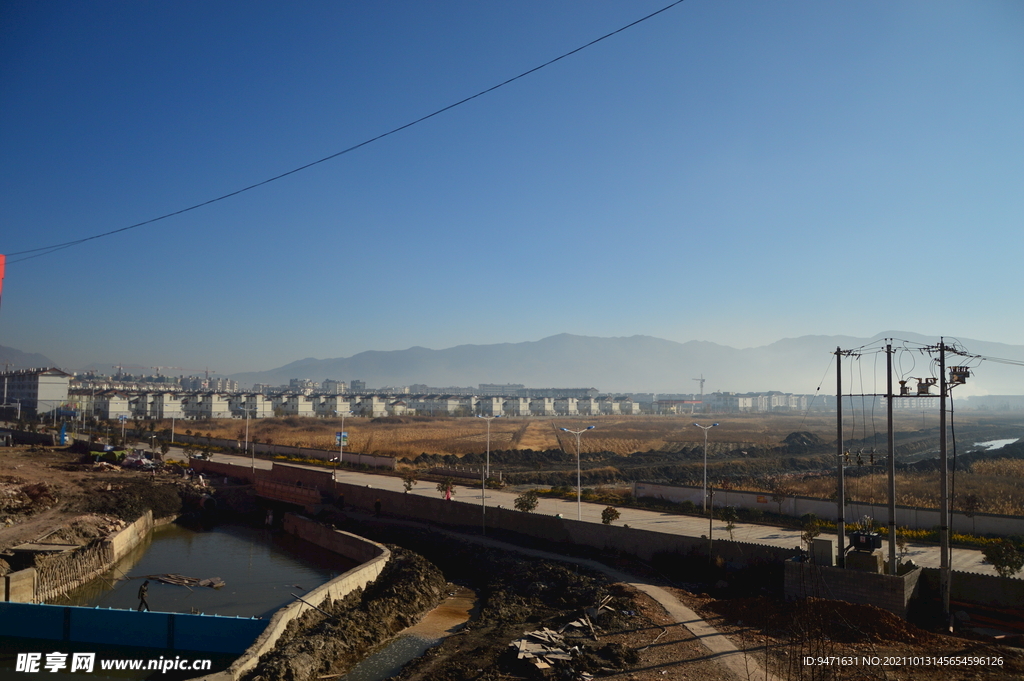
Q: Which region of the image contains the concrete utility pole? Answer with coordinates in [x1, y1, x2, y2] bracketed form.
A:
[887, 342, 897, 575]
[836, 347, 846, 568]
[938, 339, 950, 625]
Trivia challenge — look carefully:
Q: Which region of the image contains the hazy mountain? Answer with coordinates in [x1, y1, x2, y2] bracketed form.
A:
[0, 345, 57, 370]
[229, 333, 1024, 396]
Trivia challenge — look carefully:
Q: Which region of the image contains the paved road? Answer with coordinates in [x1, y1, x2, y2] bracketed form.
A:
[186, 449, 997, 577]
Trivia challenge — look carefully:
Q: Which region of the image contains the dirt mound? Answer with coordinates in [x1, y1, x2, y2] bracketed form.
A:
[707, 595, 937, 644]
[783, 431, 826, 452]
[244, 546, 449, 681]
[1, 480, 57, 517]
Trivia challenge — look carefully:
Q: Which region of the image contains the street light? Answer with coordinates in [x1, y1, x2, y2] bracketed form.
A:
[334, 410, 351, 482]
[693, 422, 719, 513]
[237, 404, 257, 472]
[560, 426, 596, 521]
[477, 414, 501, 532]
[476, 414, 501, 480]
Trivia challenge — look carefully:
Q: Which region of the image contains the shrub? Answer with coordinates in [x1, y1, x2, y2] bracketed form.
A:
[515, 490, 539, 513]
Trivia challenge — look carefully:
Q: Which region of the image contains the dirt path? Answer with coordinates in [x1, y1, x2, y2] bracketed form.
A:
[513, 420, 561, 450]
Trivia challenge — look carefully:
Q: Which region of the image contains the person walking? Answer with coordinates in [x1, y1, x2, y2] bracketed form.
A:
[374, 498, 381, 517]
[137, 580, 151, 612]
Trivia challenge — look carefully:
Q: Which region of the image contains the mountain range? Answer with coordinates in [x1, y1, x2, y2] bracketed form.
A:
[0, 344, 56, 370]
[227, 332, 1024, 396]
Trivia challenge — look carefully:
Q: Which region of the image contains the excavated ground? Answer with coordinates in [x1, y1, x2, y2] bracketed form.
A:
[1, 445, 202, 573]
[5, 445, 1023, 681]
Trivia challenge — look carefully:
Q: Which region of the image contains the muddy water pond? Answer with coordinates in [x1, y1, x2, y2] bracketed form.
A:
[1, 522, 360, 680]
[341, 585, 477, 681]
[66, 521, 357, 618]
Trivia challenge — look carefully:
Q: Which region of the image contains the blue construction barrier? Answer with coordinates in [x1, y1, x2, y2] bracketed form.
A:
[0, 602, 267, 655]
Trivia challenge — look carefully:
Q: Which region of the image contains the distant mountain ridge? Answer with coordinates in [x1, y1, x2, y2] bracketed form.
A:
[0, 345, 56, 370]
[229, 332, 1024, 396]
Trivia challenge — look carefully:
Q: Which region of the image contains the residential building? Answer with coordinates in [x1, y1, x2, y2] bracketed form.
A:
[476, 396, 504, 416]
[0, 368, 71, 417]
[151, 392, 185, 419]
[529, 397, 556, 416]
[94, 390, 131, 421]
[554, 397, 578, 415]
[502, 397, 531, 416]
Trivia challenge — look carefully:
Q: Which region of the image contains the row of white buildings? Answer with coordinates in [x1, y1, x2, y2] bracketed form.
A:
[67, 390, 646, 420]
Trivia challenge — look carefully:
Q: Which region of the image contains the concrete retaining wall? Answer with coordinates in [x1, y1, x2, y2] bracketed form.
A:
[6, 511, 161, 604]
[4, 567, 37, 602]
[918, 567, 1024, 608]
[196, 459, 1020, 616]
[784, 560, 923, 618]
[196, 513, 390, 681]
[1, 429, 59, 446]
[634, 482, 1024, 536]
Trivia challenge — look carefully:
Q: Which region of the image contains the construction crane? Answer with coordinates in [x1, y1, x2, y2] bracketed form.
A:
[692, 374, 706, 414]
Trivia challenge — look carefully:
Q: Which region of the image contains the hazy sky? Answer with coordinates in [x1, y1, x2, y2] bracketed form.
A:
[2, 1, 1022, 374]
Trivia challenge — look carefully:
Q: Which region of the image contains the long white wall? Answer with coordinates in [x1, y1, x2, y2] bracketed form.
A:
[633, 482, 1024, 536]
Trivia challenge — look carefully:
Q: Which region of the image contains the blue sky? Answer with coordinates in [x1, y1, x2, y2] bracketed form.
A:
[2, 1, 1022, 374]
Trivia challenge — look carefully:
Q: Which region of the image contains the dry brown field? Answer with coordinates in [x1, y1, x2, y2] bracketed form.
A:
[157, 410, 1004, 458]
[153, 412, 1024, 515]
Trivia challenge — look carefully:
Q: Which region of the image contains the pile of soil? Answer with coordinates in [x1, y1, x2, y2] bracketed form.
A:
[706, 595, 939, 644]
[243, 546, 449, 681]
[1, 445, 187, 558]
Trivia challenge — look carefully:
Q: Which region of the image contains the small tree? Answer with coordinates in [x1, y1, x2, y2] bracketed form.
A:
[160, 442, 170, 457]
[720, 506, 739, 540]
[601, 506, 621, 525]
[436, 477, 456, 499]
[961, 493, 982, 535]
[983, 540, 1024, 579]
[801, 517, 821, 551]
[771, 485, 790, 515]
[514, 489, 539, 513]
[895, 527, 909, 565]
[402, 471, 418, 493]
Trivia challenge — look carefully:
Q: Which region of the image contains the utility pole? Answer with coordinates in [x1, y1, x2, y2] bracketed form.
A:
[887, 342, 897, 575]
[836, 347, 846, 568]
[938, 338, 950, 626]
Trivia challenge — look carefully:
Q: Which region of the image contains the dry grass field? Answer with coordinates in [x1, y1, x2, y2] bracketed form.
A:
[155, 411, 1024, 515]
[157, 410, 1018, 460]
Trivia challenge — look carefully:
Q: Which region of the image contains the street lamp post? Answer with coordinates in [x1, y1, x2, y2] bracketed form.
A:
[693, 422, 719, 513]
[334, 410, 351, 482]
[477, 414, 501, 532]
[236, 404, 257, 473]
[476, 415, 501, 480]
[560, 426, 596, 521]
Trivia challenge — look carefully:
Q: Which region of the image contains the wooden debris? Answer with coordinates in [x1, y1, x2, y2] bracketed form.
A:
[146, 573, 225, 589]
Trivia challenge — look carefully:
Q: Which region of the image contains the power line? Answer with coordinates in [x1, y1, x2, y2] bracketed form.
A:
[7, 0, 687, 265]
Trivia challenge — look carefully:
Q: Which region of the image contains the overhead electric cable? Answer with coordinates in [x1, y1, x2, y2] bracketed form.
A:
[7, 0, 687, 265]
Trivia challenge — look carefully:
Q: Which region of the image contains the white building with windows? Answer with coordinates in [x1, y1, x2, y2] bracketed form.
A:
[1, 368, 71, 418]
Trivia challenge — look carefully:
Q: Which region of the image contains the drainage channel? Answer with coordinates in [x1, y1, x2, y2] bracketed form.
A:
[340, 585, 477, 681]
[0, 521, 358, 680]
[65, 521, 354, 618]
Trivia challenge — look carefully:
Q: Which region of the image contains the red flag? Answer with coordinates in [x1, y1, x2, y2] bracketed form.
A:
[0, 254, 5, 301]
